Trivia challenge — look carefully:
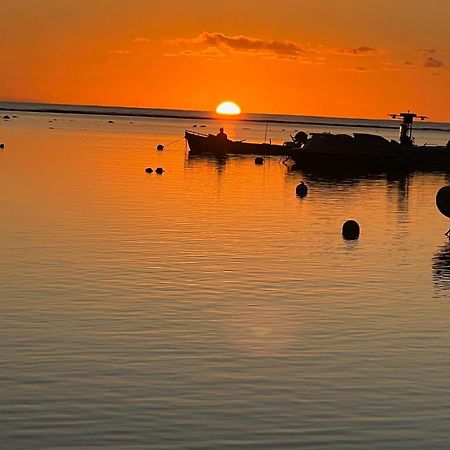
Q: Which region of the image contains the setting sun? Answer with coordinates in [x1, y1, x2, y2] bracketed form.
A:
[216, 101, 241, 115]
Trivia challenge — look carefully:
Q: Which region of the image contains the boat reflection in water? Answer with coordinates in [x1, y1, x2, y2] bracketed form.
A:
[186, 154, 228, 175]
[433, 242, 450, 291]
[290, 161, 411, 188]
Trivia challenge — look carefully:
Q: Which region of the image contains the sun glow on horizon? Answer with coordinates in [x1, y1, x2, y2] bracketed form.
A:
[216, 101, 241, 115]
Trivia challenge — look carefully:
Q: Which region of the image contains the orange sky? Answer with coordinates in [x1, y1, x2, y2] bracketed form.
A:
[1, 0, 449, 120]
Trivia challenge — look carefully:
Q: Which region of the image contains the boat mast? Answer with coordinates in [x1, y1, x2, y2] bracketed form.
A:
[390, 111, 427, 146]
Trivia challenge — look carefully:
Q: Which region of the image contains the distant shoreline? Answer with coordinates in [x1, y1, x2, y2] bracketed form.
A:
[1, 102, 449, 132]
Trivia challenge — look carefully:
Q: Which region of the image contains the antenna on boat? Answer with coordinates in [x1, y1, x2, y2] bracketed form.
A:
[264, 121, 269, 144]
[389, 111, 427, 146]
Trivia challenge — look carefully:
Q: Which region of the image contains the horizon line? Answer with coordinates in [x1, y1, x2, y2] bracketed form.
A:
[0, 100, 448, 128]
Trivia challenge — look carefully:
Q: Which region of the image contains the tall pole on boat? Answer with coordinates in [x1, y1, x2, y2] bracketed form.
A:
[264, 121, 269, 144]
[389, 112, 427, 146]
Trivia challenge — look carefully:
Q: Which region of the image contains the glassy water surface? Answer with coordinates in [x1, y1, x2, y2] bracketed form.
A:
[1, 111, 450, 449]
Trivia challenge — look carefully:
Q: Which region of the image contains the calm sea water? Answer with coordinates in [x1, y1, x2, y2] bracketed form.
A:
[1, 109, 450, 449]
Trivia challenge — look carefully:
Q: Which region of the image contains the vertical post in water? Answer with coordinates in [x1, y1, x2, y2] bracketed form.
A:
[264, 121, 269, 144]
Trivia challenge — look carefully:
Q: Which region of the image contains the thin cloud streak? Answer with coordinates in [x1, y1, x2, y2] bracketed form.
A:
[109, 49, 132, 55]
[166, 32, 381, 61]
[179, 47, 225, 58]
[417, 48, 436, 55]
[424, 56, 445, 68]
[328, 46, 380, 56]
[339, 65, 370, 72]
[168, 32, 305, 58]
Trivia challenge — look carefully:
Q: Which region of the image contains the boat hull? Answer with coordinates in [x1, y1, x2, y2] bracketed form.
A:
[185, 131, 293, 157]
[292, 149, 412, 171]
[293, 147, 450, 171]
[290, 134, 450, 171]
[412, 146, 450, 169]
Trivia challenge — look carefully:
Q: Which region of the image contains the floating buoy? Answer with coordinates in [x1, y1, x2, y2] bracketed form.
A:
[108, 120, 114, 123]
[255, 157, 264, 165]
[436, 186, 450, 218]
[0, 144, 4, 149]
[145, 167, 153, 173]
[156, 144, 164, 151]
[342, 220, 360, 240]
[3, 115, 10, 120]
[155, 167, 164, 174]
[192, 124, 197, 128]
[296, 181, 308, 197]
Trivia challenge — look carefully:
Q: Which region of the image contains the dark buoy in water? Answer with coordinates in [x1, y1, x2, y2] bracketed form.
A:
[296, 181, 308, 197]
[156, 144, 164, 151]
[342, 220, 360, 240]
[0, 144, 4, 149]
[108, 120, 114, 123]
[145, 167, 153, 173]
[3, 115, 10, 120]
[155, 167, 164, 174]
[436, 186, 450, 219]
[255, 157, 264, 165]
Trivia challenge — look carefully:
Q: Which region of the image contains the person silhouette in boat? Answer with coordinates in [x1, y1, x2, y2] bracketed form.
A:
[216, 127, 228, 140]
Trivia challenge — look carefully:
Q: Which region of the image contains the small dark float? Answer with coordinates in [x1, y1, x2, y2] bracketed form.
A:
[342, 220, 360, 240]
[436, 186, 450, 219]
[296, 181, 308, 197]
